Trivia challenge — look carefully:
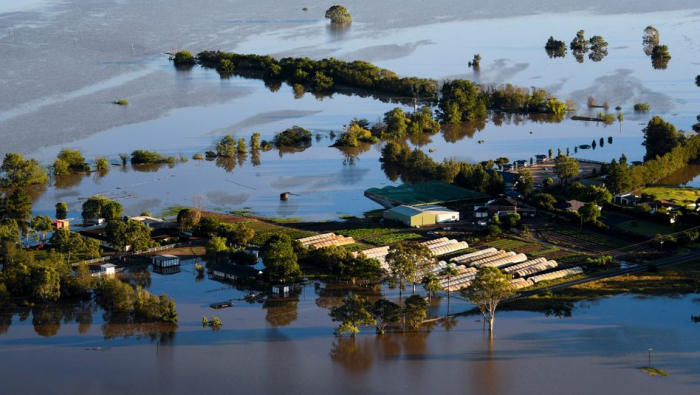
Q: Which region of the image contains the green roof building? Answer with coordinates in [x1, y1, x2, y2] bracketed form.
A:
[365, 181, 487, 208]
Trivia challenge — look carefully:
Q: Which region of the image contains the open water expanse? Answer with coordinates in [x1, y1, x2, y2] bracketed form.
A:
[2, 1, 700, 393]
[1, 0, 699, 219]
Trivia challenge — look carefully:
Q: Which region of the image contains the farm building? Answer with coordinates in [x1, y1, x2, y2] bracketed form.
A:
[52, 219, 69, 230]
[152, 255, 180, 268]
[100, 263, 116, 276]
[384, 205, 459, 227]
[365, 181, 487, 208]
[475, 197, 536, 218]
[272, 284, 291, 295]
[210, 264, 259, 282]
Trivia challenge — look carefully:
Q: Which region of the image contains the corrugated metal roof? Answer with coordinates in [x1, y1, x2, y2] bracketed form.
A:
[387, 205, 425, 217]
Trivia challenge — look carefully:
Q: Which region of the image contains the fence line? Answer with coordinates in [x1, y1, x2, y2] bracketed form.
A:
[74, 240, 201, 267]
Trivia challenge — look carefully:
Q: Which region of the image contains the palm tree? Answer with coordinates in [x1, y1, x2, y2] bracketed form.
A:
[440, 264, 460, 317]
[422, 273, 442, 303]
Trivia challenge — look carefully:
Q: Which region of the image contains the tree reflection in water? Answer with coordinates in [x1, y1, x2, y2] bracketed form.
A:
[263, 294, 300, 327]
[31, 303, 63, 338]
[100, 315, 177, 342]
[250, 150, 261, 167]
[277, 146, 309, 158]
[440, 120, 485, 143]
[330, 331, 433, 374]
[334, 144, 371, 166]
[0, 313, 12, 335]
[216, 157, 236, 173]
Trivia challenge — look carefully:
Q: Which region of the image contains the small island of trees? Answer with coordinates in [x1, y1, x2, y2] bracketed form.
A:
[545, 36, 566, 58]
[272, 126, 313, 148]
[172, 50, 196, 65]
[325, 5, 352, 24]
[650, 45, 671, 69]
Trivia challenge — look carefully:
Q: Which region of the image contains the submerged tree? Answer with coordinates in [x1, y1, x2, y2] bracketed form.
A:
[386, 242, 436, 295]
[643, 26, 660, 55]
[545, 37, 567, 58]
[325, 5, 352, 24]
[461, 267, 514, 333]
[0, 153, 48, 187]
[651, 45, 671, 70]
[330, 294, 375, 336]
[371, 299, 401, 335]
[403, 294, 428, 330]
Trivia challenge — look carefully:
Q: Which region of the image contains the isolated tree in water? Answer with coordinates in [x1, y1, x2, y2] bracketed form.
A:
[330, 294, 374, 336]
[386, 242, 435, 296]
[371, 299, 401, 335]
[325, 5, 352, 24]
[461, 267, 514, 334]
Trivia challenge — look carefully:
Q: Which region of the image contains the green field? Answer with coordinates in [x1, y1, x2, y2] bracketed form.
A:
[641, 186, 700, 205]
[485, 239, 533, 251]
[336, 227, 419, 245]
[615, 220, 677, 237]
[248, 222, 315, 246]
[554, 227, 623, 248]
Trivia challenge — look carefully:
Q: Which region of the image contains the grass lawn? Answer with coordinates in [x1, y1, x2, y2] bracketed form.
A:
[616, 219, 677, 237]
[248, 222, 315, 245]
[485, 238, 533, 251]
[641, 186, 700, 205]
[336, 227, 419, 245]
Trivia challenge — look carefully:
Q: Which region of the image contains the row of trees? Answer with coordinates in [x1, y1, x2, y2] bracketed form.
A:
[330, 294, 427, 336]
[601, 118, 700, 194]
[380, 141, 505, 194]
[195, 50, 437, 97]
[189, 50, 569, 119]
[329, 265, 516, 336]
[96, 277, 178, 323]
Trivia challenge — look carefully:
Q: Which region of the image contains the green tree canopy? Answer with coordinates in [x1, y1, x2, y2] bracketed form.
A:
[55, 202, 68, 220]
[272, 126, 312, 148]
[0, 153, 48, 187]
[173, 50, 195, 65]
[206, 236, 228, 255]
[371, 298, 401, 334]
[261, 234, 301, 283]
[461, 267, 515, 333]
[81, 196, 123, 222]
[330, 294, 374, 337]
[325, 5, 352, 24]
[105, 220, 152, 252]
[642, 116, 682, 161]
[56, 149, 86, 171]
[578, 202, 601, 224]
[554, 155, 580, 185]
[517, 168, 535, 196]
[403, 294, 428, 330]
[3, 188, 32, 224]
[386, 241, 435, 295]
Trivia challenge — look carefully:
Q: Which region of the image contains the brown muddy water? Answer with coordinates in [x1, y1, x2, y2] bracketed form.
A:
[0, 265, 699, 394]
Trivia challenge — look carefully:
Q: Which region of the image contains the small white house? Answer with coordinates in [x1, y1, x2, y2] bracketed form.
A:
[152, 255, 180, 268]
[272, 284, 291, 295]
[100, 263, 116, 276]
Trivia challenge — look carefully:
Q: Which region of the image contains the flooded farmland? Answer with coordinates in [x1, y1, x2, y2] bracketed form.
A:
[1, 266, 700, 395]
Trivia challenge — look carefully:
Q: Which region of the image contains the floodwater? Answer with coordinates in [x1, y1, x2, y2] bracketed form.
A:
[1, 265, 699, 394]
[2, 1, 699, 219]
